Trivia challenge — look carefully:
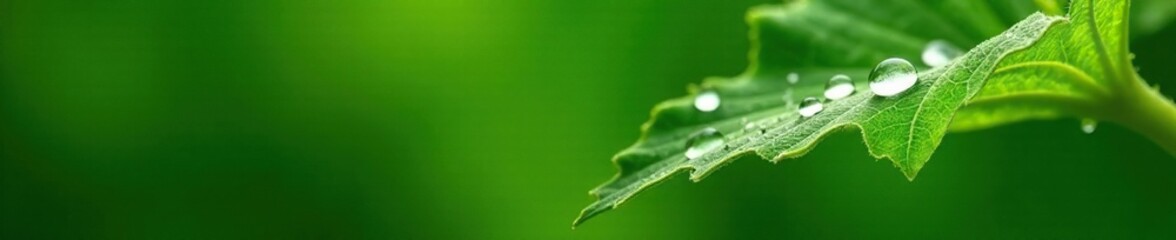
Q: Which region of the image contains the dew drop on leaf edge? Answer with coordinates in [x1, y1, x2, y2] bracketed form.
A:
[869, 58, 918, 97]
[694, 91, 720, 112]
[1081, 119, 1098, 134]
[798, 97, 824, 117]
[685, 127, 725, 160]
[744, 122, 757, 131]
[824, 74, 855, 100]
[921, 40, 963, 68]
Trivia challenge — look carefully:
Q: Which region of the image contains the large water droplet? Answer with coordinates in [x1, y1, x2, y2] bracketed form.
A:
[694, 91, 720, 112]
[824, 74, 856, 100]
[921, 40, 963, 68]
[787, 72, 799, 84]
[798, 97, 823, 117]
[869, 58, 918, 97]
[1081, 119, 1098, 134]
[685, 128, 725, 160]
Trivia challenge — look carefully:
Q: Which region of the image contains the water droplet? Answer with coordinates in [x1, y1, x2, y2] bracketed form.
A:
[797, 97, 823, 117]
[921, 40, 963, 68]
[1081, 119, 1097, 134]
[744, 121, 757, 131]
[823, 74, 856, 100]
[685, 128, 725, 160]
[787, 72, 799, 84]
[869, 58, 918, 97]
[694, 91, 720, 112]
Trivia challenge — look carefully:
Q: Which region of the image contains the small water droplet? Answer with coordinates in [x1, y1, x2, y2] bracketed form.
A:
[869, 58, 918, 97]
[797, 97, 824, 117]
[744, 121, 757, 131]
[685, 128, 725, 160]
[921, 40, 963, 68]
[694, 91, 721, 112]
[787, 72, 799, 84]
[1081, 119, 1097, 134]
[823, 74, 856, 100]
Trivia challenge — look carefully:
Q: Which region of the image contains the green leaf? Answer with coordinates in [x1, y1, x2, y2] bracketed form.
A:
[575, 0, 1163, 227]
[950, 0, 1130, 131]
[953, 1, 1176, 157]
[1038, 0, 1176, 37]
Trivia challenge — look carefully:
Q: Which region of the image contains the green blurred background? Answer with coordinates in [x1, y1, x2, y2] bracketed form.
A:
[2, 0, 1175, 239]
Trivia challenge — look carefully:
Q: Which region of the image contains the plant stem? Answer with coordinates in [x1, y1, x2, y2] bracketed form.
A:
[1108, 75, 1176, 156]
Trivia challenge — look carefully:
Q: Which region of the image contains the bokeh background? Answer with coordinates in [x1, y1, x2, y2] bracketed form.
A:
[3, 0, 1176, 239]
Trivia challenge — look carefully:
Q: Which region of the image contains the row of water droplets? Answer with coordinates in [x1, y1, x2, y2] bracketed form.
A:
[684, 41, 962, 160]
